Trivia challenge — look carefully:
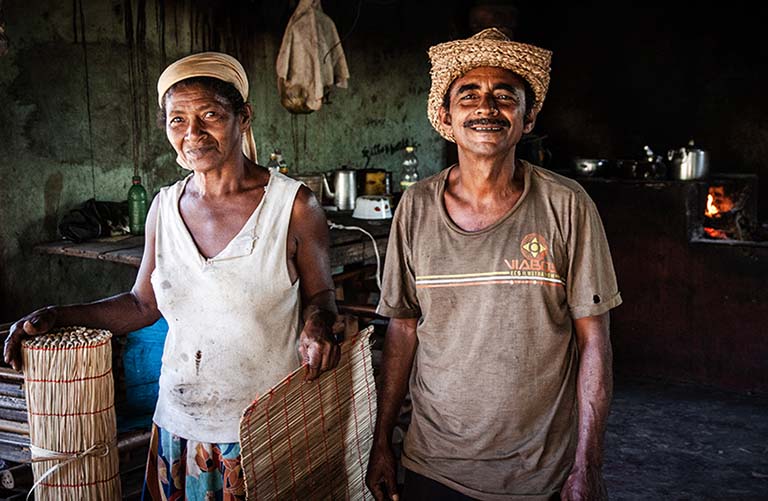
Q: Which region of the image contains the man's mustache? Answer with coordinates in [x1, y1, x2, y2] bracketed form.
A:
[463, 118, 510, 128]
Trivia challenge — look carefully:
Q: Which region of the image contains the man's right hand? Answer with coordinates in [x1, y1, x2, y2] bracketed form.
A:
[366, 440, 400, 501]
[3, 307, 57, 371]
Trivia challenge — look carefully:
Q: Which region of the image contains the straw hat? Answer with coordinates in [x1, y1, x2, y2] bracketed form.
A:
[427, 28, 552, 142]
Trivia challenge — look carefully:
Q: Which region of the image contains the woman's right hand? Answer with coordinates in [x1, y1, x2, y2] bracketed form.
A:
[3, 306, 57, 371]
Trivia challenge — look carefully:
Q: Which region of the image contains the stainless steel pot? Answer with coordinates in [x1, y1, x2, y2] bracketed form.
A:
[667, 143, 710, 180]
[572, 158, 610, 177]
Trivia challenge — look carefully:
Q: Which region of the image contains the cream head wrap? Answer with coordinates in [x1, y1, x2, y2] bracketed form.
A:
[427, 28, 552, 142]
[157, 51, 258, 167]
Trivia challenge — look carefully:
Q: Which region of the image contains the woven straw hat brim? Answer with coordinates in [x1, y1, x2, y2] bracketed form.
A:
[428, 37, 552, 142]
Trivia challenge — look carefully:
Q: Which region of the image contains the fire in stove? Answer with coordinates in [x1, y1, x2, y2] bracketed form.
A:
[702, 184, 753, 241]
[705, 186, 734, 218]
[704, 186, 735, 239]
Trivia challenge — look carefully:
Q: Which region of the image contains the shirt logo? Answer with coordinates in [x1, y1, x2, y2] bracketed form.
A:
[520, 233, 548, 260]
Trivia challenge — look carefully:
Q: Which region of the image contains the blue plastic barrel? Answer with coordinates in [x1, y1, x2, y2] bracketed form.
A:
[117, 317, 168, 432]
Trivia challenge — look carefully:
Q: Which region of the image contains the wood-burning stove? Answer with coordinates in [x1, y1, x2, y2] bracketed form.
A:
[571, 174, 768, 393]
[689, 175, 762, 243]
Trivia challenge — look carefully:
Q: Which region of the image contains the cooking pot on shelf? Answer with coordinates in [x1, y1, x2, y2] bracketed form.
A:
[667, 141, 710, 180]
[572, 158, 611, 177]
[631, 145, 668, 180]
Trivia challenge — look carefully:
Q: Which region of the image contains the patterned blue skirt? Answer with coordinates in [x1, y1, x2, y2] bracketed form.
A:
[141, 423, 246, 501]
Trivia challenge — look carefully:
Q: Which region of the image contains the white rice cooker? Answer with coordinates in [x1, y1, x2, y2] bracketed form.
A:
[352, 196, 393, 219]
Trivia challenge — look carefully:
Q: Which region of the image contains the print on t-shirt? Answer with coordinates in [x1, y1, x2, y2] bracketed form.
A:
[415, 232, 565, 289]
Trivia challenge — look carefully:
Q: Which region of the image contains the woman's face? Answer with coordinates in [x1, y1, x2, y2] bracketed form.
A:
[164, 82, 248, 172]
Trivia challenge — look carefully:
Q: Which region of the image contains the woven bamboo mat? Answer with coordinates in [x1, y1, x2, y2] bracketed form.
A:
[239, 326, 376, 500]
[22, 327, 121, 501]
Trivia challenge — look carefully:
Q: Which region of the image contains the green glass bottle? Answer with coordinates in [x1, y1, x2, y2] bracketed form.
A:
[128, 175, 148, 235]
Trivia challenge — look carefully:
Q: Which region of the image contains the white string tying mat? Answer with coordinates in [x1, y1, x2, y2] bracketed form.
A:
[239, 326, 376, 500]
[22, 327, 121, 501]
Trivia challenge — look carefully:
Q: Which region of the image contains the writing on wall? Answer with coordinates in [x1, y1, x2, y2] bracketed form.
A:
[362, 137, 421, 165]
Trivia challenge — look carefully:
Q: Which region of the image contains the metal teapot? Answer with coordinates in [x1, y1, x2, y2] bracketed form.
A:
[322, 168, 357, 210]
[667, 141, 710, 180]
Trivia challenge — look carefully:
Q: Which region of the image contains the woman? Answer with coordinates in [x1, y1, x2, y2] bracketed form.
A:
[4, 52, 340, 500]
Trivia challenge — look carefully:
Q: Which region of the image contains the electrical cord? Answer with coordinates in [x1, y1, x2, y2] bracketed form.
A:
[322, 0, 363, 65]
[328, 221, 382, 291]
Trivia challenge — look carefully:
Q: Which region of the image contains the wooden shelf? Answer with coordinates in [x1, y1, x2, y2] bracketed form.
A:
[35, 214, 391, 270]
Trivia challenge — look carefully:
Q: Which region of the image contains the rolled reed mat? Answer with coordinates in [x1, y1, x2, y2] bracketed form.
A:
[240, 326, 376, 500]
[22, 327, 121, 501]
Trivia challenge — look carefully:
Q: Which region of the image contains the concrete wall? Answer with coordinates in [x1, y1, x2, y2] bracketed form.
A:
[3, 0, 768, 332]
[0, 0, 449, 321]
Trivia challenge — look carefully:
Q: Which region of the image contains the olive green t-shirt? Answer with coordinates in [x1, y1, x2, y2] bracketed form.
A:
[377, 161, 622, 500]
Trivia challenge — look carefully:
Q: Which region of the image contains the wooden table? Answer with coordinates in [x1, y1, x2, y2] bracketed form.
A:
[35, 213, 391, 271]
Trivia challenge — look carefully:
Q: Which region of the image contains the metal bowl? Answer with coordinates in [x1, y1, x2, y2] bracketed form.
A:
[572, 158, 610, 177]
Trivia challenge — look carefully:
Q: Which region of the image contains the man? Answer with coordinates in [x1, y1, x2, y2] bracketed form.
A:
[366, 28, 621, 501]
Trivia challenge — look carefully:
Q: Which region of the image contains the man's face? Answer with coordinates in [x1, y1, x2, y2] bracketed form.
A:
[439, 67, 535, 157]
[164, 82, 249, 172]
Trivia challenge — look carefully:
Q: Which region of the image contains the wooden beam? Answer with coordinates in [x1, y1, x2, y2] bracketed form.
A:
[0, 369, 23, 385]
[0, 419, 27, 436]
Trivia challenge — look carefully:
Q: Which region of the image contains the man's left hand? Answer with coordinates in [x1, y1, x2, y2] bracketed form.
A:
[298, 311, 343, 381]
[560, 464, 607, 501]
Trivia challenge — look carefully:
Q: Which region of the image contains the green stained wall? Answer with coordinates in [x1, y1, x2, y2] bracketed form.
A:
[0, 1, 447, 321]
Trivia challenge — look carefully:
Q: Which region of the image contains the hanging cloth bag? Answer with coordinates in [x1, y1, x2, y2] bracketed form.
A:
[276, 0, 350, 114]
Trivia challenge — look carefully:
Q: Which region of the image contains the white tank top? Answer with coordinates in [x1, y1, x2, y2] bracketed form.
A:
[151, 172, 302, 443]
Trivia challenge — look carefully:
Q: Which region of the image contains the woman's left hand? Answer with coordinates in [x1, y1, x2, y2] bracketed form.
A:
[289, 185, 342, 381]
[299, 311, 344, 381]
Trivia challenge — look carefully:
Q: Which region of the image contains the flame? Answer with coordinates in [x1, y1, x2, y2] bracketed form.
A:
[705, 194, 718, 217]
[704, 186, 734, 219]
[703, 227, 729, 239]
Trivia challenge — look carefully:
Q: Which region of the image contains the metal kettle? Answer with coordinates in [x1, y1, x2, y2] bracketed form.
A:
[667, 141, 710, 180]
[322, 168, 357, 210]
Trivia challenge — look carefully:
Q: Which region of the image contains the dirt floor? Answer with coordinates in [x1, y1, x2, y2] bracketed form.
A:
[604, 378, 768, 500]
